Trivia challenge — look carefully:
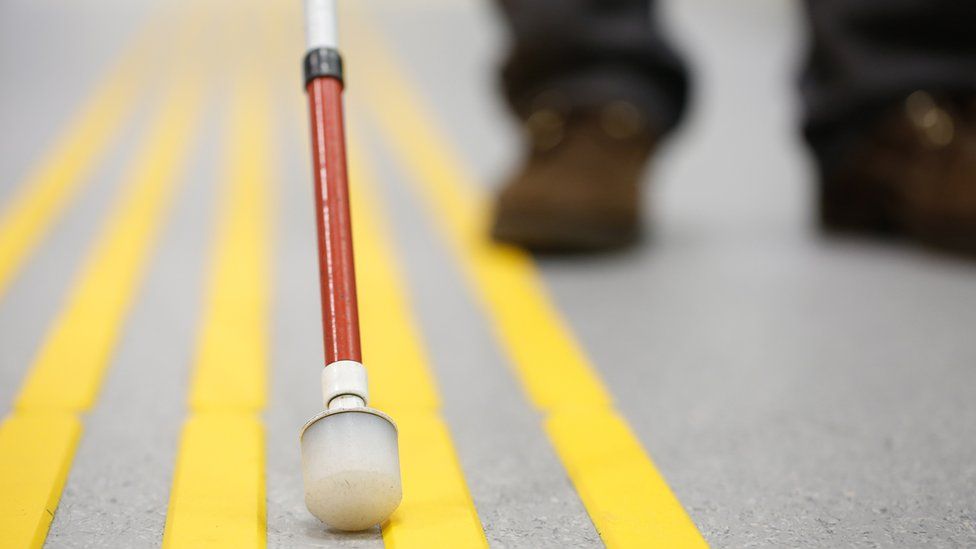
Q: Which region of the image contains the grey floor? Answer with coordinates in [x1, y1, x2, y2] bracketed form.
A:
[2, 0, 975, 547]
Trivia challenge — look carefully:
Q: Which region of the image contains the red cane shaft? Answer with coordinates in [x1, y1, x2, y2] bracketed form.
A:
[306, 75, 362, 365]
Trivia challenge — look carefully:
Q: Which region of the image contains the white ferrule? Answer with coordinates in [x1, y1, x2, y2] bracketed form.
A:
[305, 0, 338, 50]
[328, 394, 366, 410]
[322, 360, 368, 408]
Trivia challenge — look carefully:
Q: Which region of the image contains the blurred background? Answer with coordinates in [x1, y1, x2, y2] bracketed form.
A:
[1, 0, 974, 547]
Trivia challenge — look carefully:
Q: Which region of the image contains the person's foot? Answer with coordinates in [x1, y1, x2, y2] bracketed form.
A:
[820, 91, 976, 255]
[491, 102, 656, 252]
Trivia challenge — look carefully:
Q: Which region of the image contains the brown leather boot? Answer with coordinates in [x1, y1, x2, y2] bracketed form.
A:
[491, 102, 656, 252]
[820, 91, 976, 255]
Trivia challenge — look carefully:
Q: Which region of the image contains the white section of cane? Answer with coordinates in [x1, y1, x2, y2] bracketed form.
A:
[305, 0, 339, 50]
[322, 360, 369, 409]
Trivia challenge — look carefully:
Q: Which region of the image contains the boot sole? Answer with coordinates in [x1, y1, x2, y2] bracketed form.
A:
[907, 218, 976, 256]
[818, 177, 904, 237]
[491, 215, 639, 253]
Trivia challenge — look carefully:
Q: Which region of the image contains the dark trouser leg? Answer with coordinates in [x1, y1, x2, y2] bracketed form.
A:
[494, 0, 689, 136]
[800, 0, 976, 175]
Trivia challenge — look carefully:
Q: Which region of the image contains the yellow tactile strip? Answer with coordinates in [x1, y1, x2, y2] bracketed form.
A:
[163, 414, 267, 548]
[162, 81, 272, 549]
[349, 143, 488, 547]
[0, 415, 81, 548]
[353, 20, 708, 548]
[0, 81, 203, 548]
[14, 86, 203, 412]
[0, 0, 192, 303]
[0, 71, 140, 300]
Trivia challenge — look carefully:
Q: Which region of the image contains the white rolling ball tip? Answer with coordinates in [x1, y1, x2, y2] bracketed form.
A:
[300, 408, 402, 531]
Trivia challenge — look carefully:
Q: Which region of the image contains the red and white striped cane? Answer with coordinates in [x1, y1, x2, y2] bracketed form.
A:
[298, 0, 402, 532]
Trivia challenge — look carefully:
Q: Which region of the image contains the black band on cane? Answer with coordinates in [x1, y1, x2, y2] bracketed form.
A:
[303, 48, 344, 87]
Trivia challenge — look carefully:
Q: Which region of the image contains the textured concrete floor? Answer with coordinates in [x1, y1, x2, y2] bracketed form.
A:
[2, 0, 975, 547]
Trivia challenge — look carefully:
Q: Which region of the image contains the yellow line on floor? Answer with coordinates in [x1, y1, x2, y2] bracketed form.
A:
[0, 0, 200, 303]
[13, 85, 203, 412]
[0, 65, 140, 300]
[186, 92, 272, 414]
[349, 142, 487, 547]
[350, 22, 707, 548]
[384, 411, 486, 548]
[0, 415, 81, 549]
[349, 142, 440, 414]
[162, 80, 271, 549]
[0, 0, 218, 301]
[0, 81, 204, 549]
[162, 414, 266, 549]
[547, 410, 707, 547]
